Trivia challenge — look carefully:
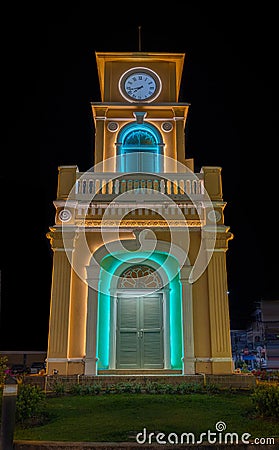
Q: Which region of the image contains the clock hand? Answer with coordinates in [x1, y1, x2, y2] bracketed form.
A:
[128, 85, 143, 92]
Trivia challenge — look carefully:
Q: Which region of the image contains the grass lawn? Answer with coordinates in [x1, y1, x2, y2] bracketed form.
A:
[14, 392, 279, 443]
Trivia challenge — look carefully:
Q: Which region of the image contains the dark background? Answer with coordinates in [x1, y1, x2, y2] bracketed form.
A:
[0, 4, 278, 350]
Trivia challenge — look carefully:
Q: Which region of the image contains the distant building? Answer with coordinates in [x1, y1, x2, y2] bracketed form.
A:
[260, 300, 279, 369]
[231, 300, 279, 370]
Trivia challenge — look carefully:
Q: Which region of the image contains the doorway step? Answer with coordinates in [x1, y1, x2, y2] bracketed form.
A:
[98, 369, 182, 375]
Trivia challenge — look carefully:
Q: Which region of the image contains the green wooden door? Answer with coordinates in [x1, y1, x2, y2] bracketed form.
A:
[116, 294, 164, 369]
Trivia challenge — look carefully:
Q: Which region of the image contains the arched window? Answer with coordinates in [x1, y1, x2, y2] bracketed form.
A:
[118, 265, 163, 289]
[125, 130, 156, 147]
[117, 124, 164, 173]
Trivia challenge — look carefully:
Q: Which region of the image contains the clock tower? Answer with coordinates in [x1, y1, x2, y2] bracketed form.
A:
[46, 51, 234, 376]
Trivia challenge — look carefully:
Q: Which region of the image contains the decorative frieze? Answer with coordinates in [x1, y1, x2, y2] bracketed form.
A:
[75, 219, 203, 227]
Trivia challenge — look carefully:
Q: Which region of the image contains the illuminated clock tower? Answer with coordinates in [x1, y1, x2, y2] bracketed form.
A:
[46, 51, 234, 376]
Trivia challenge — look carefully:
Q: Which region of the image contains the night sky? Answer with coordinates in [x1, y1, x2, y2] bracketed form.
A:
[0, 4, 278, 350]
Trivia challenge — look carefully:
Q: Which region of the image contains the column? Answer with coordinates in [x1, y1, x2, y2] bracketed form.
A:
[84, 262, 100, 375]
[205, 226, 234, 374]
[180, 265, 195, 374]
[46, 227, 78, 375]
[163, 288, 171, 370]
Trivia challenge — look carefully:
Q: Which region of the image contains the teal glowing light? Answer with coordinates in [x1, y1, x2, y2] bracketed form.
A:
[97, 250, 182, 370]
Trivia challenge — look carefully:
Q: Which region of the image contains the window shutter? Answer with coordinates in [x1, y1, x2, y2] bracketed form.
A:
[117, 297, 139, 368]
[141, 295, 163, 368]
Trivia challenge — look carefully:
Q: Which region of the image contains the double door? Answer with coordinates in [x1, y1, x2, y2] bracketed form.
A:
[116, 294, 164, 369]
[122, 151, 160, 173]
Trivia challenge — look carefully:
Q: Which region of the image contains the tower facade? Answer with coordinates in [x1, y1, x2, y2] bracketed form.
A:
[46, 52, 234, 376]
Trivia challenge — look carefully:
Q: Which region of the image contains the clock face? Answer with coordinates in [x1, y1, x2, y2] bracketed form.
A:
[119, 67, 161, 102]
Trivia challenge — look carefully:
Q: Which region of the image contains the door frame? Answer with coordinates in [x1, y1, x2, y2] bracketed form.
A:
[109, 288, 171, 370]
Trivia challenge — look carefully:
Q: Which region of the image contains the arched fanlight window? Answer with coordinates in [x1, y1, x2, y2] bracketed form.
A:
[118, 265, 163, 289]
[124, 130, 156, 147]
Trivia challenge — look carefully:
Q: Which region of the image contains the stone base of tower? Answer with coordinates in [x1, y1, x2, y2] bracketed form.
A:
[211, 360, 234, 374]
[195, 359, 234, 375]
[46, 360, 234, 376]
[46, 360, 85, 376]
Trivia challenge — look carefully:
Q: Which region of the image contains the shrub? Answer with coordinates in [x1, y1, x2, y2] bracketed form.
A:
[251, 384, 279, 418]
[145, 381, 165, 394]
[68, 383, 84, 395]
[16, 384, 47, 426]
[114, 382, 141, 393]
[83, 383, 102, 395]
[177, 382, 204, 394]
[205, 383, 221, 394]
[51, 380, 66, 396]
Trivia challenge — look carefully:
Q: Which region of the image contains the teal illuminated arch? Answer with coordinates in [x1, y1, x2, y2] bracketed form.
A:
[96, 250, 183, 370]
[116, 122, 164, 172]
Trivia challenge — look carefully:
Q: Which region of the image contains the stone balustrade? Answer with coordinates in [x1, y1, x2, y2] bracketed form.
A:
[73, 172, 204, 201]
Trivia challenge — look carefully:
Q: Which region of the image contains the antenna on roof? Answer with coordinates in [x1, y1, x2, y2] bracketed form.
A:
[138, 25, 142, 51]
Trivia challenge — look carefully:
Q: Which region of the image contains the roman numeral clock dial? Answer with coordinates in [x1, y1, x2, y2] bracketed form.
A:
[119, 67, 162, 102]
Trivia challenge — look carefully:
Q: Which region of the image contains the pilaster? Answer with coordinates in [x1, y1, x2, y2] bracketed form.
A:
[180, 265, 195, 374]
[174, 108, 186, 166]
[84, 262, 101, 375]
[92, 107, 107, 167]
[205, 226, 234, 374]
[45, 227, 78, 375]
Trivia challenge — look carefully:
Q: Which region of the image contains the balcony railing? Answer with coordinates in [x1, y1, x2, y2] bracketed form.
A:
[72, 172, 204, 202]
